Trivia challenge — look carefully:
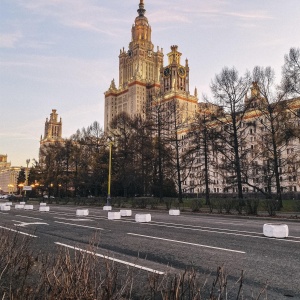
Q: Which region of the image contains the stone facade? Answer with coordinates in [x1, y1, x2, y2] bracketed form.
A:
[0, 155, 21, 194]
[104, 1, 300, 197]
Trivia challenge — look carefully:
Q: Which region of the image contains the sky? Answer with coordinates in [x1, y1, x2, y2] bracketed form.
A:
[0, 0, 299, 167]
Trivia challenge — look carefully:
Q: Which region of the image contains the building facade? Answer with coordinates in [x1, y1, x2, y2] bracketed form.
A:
[181, 86, 300, 196]
[0, 155, 21, 194]
[104, 1, 198, 132]
[104, 1, 300, 197]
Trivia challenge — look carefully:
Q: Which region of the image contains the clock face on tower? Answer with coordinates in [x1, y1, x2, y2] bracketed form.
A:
[178, 67, 186, 78]
[147, 50, 153, 57]
[163, 67, 171, 77]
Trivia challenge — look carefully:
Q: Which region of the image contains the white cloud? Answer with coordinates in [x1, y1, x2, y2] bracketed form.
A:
[0, 31, 22, 48]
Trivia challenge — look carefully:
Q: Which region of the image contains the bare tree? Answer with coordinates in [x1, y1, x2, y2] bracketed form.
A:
[110, 112, 136, 197]
[252, 66, 294, 207]
[188, 103, 220, 204]
[150, 95, 176, 200]
[282, 47, 300, 96]
[210, 67, 252, 204]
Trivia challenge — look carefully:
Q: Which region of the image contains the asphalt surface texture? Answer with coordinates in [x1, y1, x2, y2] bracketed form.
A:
[0, 201, 299, 299]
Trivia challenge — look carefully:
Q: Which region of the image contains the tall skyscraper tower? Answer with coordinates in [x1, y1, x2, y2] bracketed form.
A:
[104, 0, 163, 131]
[104, 1, 199, 131]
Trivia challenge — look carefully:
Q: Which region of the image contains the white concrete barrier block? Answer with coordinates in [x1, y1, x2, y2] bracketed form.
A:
[0, 205, 10, 211]
[135, 213, 151, 223]
[263, 223, 289, 238]
[103, 206, 112, 211]
[15, 204, 25, 209]
[24, 205, 34, 210]
[169, 209, 180, 216]
[40, 203, 47, 206]
[76, 209, 89, 216]
[20, 202, 26, 205]
[39, 206, 50, 212]
[5, 202, 12, 206]
[120, 209, 132, 217]
[108, 212, 121, 220]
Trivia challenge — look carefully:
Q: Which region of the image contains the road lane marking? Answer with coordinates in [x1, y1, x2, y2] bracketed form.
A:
[55, 242, 165, 275]
[139, 223, 300, 243]
[54, 217, 93, 222]
[178, 216, 252, 225]
[54, 221, 105, 230]
[128, 233, 246, 254]
[13, 220, 49, 227]
[150, 220, 263, 235]
[0, 225, 37, 237]
[15, 215, 44, 220]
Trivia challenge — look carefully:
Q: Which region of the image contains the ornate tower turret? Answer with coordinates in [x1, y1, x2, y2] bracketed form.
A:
[161, 45, 190, 94]
[39, 109, 64, 164]
[43, 109, 62, 141]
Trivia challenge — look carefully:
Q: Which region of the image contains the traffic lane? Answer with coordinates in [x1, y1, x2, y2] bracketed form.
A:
[92, 218, 300, 298]
[50, 217, 298, 299]
[2, 207, 300, 253]
[7, 204, 300, 239]
[145, 211, 300, 238]
[2, 212, 300, 272]
[4, 207, 298, 263]
[0, 211, 171, 276]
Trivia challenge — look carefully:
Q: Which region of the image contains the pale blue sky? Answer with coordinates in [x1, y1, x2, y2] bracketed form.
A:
[0, 0, 299, 167]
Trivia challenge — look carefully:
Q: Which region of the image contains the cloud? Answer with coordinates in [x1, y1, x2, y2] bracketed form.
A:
[15, 0, 126, 37]
[0, 31, 22, 48]
[224, 11, 273, 20]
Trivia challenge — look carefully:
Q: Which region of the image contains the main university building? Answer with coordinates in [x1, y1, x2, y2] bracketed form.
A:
[106, 1, 300, 196]
[104, 0, 198, 131]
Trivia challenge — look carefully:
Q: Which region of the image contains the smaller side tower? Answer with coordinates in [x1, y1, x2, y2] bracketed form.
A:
[39, 109, 63, 164]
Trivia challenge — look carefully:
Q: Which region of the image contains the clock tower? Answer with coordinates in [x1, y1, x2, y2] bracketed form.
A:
[161, 45, 190, 94]
[155, 45, 198, 126]
[104, 0, 163, 131]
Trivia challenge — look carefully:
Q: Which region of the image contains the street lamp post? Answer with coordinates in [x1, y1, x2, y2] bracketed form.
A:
[24, 159, 30, 199]
[107, 140, 113, 205]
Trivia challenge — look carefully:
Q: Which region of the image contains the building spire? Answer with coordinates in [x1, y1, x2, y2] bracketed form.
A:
[137, 0, 146, 17]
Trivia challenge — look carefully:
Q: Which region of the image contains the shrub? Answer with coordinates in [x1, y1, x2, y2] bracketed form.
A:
[223, 198, 235, 214]
[234, 199, 245, 215]
[164, 198, 173, 210]
[190, 199, 202, 212]
[262, 199, 278, 216]
[245, 198, 260, 215]
[149, 198, 159, 209]
[292, 200, 300, 212]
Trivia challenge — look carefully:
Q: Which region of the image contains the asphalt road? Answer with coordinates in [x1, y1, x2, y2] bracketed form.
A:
[0, 201, 299, 299]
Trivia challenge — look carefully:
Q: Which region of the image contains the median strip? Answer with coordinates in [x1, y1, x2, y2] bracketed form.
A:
[128, 233, 246, 254]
